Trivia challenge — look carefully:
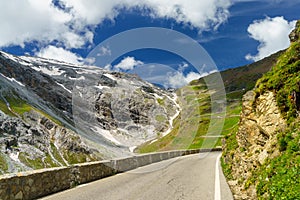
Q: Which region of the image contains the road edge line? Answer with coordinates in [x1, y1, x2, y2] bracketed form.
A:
[214, 153, 221, 200]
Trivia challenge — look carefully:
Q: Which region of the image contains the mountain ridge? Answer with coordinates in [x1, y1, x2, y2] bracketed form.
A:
[0, 51, 179, 174]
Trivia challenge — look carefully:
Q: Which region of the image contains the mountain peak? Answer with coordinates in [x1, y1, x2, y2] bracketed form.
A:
[0, 51, 180, 174]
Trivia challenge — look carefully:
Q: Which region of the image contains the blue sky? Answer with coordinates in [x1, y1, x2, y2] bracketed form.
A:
[0, 0, 299, 87]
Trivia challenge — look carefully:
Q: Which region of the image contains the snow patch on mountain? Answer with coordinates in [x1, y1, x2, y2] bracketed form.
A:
[56, 82, 72, 93]
[32, 66, 64, 76]
[104, 73, 117, 81]
[92, 126, 121, 145]
[0, 73, 24, 87]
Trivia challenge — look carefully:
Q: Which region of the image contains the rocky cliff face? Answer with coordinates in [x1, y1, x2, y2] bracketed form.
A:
[223, 20, 300, 199]
[0, 51, 179, 174]
[0, 109, 97, 174]
[223, 91, 286, 199]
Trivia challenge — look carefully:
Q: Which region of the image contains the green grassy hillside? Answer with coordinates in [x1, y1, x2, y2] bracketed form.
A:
[137, 50, 281, 153]
[223, 20, 300, 199]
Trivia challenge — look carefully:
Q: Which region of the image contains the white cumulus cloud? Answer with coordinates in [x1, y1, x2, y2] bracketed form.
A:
[246, 16, 296, 61]
[60, 0, 231, 31]
[97, 46, 112, 56]
[166, 68, 218, 88]
[134, 0, 231, 31]
[36, 46, 83, 65]
[0, 0, 231, 48]
[0, 0, 91, 49]
[0, 0, 232, 62]
[113, 57, 144, 71]
[166, 71, 201, 88]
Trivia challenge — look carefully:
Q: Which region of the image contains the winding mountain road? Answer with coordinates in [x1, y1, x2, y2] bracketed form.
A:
[41, 152, 233, 200]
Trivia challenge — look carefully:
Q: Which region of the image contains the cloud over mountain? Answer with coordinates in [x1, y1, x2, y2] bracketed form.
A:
[36, 45, 83, 65]
[246, 16, 296, 61]
[111, 56, 144, 71]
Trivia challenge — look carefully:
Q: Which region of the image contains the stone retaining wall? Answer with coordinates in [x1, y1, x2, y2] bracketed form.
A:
[0, 148, 221, 200]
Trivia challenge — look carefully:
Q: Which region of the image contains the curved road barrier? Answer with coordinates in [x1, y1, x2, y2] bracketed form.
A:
[0, 148, 221, 200]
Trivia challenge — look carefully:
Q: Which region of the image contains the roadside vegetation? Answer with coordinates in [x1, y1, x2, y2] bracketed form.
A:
[223, 21, 300, 199]
[254, 27, 300, 199]
[255, 122, 300, 199]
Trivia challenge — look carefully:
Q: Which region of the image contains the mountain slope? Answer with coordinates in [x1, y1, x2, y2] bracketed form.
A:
[137, 49, 282, 153]
[222, 20, 300, 199]
[0, 51, 178, 174]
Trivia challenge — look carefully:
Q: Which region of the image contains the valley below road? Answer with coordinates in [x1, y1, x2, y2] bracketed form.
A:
[40, 152, 233, 200]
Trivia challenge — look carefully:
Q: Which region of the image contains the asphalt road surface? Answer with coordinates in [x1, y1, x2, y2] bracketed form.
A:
[41, 152, 233, 200]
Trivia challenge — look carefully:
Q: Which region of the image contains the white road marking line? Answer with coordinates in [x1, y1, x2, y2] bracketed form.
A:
[215, 153, 221, 200]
